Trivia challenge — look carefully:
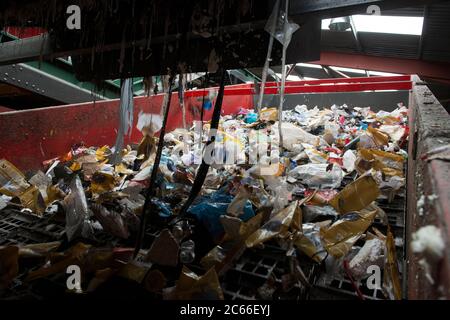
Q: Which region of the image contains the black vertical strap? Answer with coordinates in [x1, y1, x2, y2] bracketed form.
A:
[178, 72, 184, 105]
[178, 68, 226, 218]
[200, 72, 209, 123]
[134, 74, 175, 258]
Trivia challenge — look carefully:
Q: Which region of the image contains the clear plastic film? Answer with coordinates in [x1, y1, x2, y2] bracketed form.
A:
[272, 122, 327, 152]
[303, 205, 338, 223]
[265, 0, 300, 48]
[64, 176, 94, 241]
[227, 186, 251, 217]
[288, 163, 344, 189]
[91, 204, 129, 239]
[29, 171, 52, 205]
[0, 196, 7, 211]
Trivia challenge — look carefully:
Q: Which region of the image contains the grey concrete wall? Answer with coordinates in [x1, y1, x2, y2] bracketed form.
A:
[257, 91, 410, 112]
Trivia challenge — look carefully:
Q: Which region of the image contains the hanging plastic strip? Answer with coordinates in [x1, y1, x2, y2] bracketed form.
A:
[256, 0, 280, 114]
[178, 66, 189, 154]
[112, 78, 134, 164]
[274, 0, 299, 150]
[178, 65, 188, 130]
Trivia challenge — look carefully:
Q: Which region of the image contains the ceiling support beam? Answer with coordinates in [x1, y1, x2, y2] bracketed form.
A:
[1, 0, 447, 68]
[311, 51, 450, 83]
[322, 65, 337, 78]
[0, 34, 52, 66]
[328, 66, 351, 78]
[0, 63, 106, 103]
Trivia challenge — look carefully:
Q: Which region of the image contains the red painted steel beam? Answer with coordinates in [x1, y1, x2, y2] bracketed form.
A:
[311, 51, 450, 83]
[4, 27, 46, 39]
[264, 75, 412, 87]
[188, 76, 412, 97]
[195, 81, 412, 96]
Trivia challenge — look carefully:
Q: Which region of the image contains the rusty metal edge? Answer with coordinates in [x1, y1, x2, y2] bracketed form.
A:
[406, 75, 450, 299]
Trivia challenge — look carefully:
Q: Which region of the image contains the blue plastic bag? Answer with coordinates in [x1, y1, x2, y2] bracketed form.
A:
[188, 190, 255, 242]
[245, 112, 258, 124]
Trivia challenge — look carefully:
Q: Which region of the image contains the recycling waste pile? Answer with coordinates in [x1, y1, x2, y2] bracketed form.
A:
[0, 103, 409, 300]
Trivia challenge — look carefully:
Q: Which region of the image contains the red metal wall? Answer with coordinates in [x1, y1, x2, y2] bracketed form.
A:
[0, 92, 252, 171]
[0, 76, 411, 172]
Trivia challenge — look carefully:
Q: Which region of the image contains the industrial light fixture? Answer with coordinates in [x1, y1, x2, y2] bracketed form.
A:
[329, 16, 351, 32]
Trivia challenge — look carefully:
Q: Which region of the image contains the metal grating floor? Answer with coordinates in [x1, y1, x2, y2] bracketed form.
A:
[220, 186, 407, 301]
[1, 172, 407, 301]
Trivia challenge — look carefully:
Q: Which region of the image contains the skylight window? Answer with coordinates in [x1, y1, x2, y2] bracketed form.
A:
[322, 15, 424, 36]
[366, 70, 401, 76]
[275, 74, 302, 81]
[330, 66, 366, 74]
[298, 63, 323, 69]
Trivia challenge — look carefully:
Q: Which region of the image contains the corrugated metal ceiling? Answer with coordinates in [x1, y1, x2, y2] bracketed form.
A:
[322, 2, 450, 63]
[421, 3, 450, 62]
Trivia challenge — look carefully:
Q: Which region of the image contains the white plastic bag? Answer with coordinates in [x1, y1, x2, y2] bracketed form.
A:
[288, 163, 344, 189]
[136, 112, 163, 134]
[343, 150, 357, 172]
